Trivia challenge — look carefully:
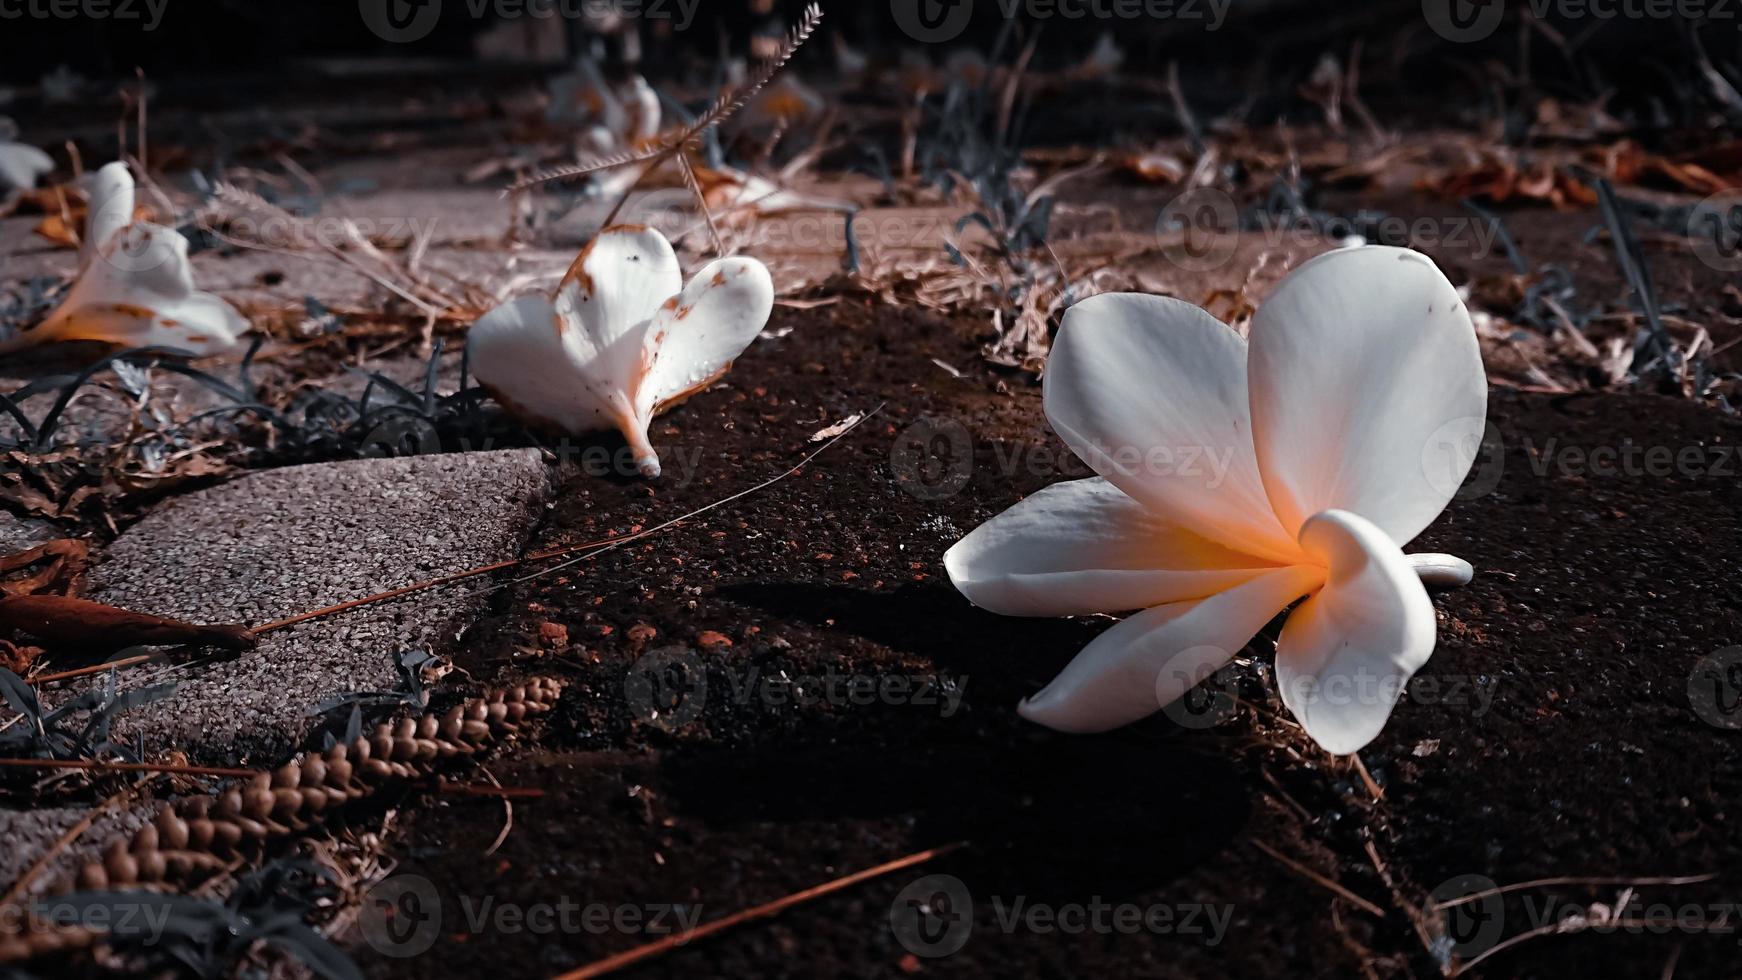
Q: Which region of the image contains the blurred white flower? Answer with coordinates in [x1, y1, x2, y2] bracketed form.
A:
[0, 141, 51, 194]
[467, 224, 773, 479]
[1, 162, 249, 355]
[945, 246, 1488, 755]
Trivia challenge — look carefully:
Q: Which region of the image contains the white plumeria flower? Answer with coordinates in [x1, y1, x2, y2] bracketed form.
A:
[944, 246, 1488, 755]
[1, 162, 249, 355]
[0, 120, 53, 193]
[468, 224, 774, 479]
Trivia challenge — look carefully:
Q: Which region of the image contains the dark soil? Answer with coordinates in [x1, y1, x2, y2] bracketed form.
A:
[365, 283, 1742, 979]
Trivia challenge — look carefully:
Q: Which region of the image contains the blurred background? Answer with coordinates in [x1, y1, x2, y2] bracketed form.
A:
[4, 0, 1742, 134]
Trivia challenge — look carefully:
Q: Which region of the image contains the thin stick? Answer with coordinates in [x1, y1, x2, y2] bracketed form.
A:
[1455, 916, 1735, 976]
[263, 404, 882, 633]
[675, 149, 725, 256]
[1350, 753, 1384, 802]
[509, 404, 882, 588]
[30, 410, 879, 688]
[1251, 839, 1385, 918]
[1, 776, 150, 908]
[28, 653, 160, 686]
[0, 758, 256, 779]
[552, 840, 966, 980]
[435, 781, 545, 800]
[1432, 873, 1718, 911]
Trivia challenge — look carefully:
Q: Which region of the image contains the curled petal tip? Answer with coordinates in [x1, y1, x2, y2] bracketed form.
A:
[1015, 689, 1108, 734]
[1407, 553, 1474, 589]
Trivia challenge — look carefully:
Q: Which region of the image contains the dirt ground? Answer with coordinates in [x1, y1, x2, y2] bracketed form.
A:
[359, 292, 1742, 978]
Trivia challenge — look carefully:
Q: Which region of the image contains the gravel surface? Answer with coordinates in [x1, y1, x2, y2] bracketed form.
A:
[0, 802, 156, 902]
[86, 449, 553, 765]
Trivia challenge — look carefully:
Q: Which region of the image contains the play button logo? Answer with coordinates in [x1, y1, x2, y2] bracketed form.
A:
[361, 0, 443, 43]
[892, 0, 974, 44]
[1422, 0, 1505, 43]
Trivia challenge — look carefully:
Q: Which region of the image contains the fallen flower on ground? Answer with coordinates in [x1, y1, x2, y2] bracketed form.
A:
[468, 224, 774, 478]
[945, 245, 1487, 754]
[0, 120, 53, 194]
[0, 161, 250, 354]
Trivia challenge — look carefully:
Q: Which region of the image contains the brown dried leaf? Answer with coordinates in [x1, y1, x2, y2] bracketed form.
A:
[0, 594, 257, 653]
[0, 539, 90, 598]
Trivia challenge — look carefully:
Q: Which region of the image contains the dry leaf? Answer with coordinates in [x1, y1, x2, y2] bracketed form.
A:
[0, 594, 256, 653]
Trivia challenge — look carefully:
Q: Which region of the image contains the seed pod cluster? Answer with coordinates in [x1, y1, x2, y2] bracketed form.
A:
[0, 676, 562, 965]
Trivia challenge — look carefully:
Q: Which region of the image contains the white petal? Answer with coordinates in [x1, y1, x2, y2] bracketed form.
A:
[469, 228, 766, 480]
[1018, 564, 1324, 733]
[467, 293, 622, 437]
[553, 224, 682, 359]
[636, 256, 773, 417]
[625, 75, 660, 141]
[8, 223, 247, 354]
[1044, 294, 1300, 563]
[945, 477, 1287, 618]
[82, 161, 135, 266]
[0, 141, 53, 192]
[1247, 246, 1487, 546]
[1275, 509, 1437, 755]
[1407, 553, 1473, 588]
